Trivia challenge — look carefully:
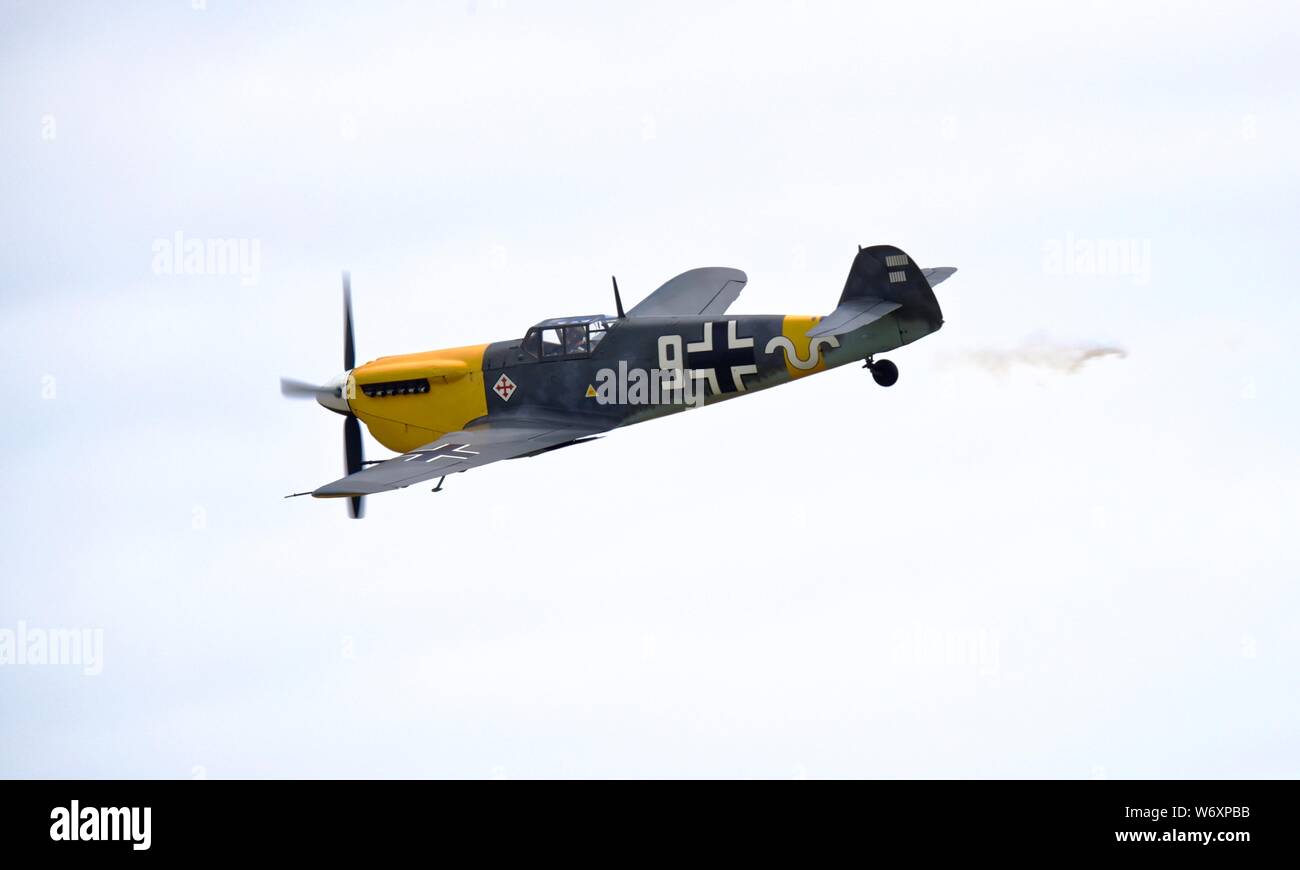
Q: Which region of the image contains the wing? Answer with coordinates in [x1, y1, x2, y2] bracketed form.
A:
[627, 267, 748, 317]
[311, 415, 611, 497]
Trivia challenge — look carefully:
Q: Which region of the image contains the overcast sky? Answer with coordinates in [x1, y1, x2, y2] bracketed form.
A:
[2, 0, 1297, 777]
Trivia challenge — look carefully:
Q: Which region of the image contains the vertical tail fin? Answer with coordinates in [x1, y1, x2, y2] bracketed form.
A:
[838, 245, 944, 325]
[807, 245, 948, 338]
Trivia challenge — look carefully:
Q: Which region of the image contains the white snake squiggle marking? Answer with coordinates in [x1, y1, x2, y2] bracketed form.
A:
[765, 335, 840, 370]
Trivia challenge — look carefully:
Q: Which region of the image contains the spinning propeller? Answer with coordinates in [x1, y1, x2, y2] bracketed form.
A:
[280, 272, 366, 519]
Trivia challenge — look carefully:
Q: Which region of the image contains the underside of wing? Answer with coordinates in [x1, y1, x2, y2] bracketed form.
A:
[311, 415, 611, 497]
[627, 267, 748, 317]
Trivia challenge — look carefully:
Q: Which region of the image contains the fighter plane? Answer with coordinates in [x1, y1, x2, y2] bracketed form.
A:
[282, 244, 955, 517]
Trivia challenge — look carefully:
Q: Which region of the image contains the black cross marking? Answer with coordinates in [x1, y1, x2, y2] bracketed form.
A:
[686, 321, 755, 393]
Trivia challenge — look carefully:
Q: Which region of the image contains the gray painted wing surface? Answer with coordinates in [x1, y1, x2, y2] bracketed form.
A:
[313, 416, 609, 497]
[627, 267, 748, 317]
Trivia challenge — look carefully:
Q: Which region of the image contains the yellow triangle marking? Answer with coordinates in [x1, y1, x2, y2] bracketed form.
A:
[585, 384, 597, 398]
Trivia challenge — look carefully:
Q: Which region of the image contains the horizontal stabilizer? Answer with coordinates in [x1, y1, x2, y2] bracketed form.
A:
[806, 297, 901, 338]
[923, 266, 957, 287]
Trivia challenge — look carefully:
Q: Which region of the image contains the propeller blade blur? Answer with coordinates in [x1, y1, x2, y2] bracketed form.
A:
[344, 413, 365, 519]
[280, 377, 327, 399]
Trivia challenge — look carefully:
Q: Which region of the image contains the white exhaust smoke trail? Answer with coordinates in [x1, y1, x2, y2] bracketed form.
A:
[947, 338, 1127, 375]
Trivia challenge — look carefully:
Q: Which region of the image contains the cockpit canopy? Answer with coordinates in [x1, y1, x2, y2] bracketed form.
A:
[522, 315, 617, 359]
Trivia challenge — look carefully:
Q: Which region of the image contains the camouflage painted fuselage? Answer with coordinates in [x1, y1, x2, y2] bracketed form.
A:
[486, 310, 939, 425]
[346, 308, 941, 455]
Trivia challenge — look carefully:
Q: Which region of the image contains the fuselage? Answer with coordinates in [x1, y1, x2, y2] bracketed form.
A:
[342, 309, 941, 454]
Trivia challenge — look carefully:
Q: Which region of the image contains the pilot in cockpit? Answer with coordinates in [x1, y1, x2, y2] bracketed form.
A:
[564, 325, 589, 356]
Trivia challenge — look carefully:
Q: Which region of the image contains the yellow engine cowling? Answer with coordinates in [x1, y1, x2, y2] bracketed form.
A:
[347, 344, 489, 453]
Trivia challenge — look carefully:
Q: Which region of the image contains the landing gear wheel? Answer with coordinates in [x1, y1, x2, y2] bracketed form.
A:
[868, 358, 899, 387]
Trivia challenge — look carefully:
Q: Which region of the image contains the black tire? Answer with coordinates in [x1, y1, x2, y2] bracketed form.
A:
[870, 358, 899, 387]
